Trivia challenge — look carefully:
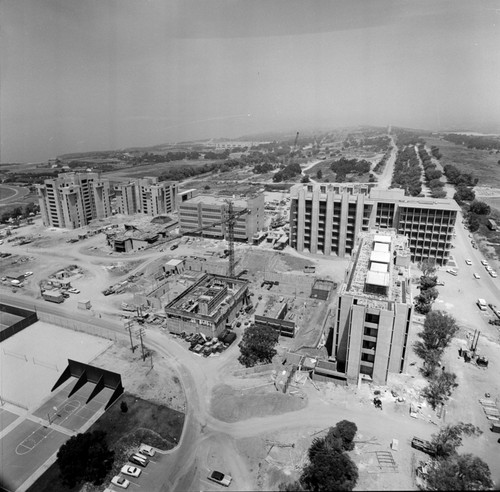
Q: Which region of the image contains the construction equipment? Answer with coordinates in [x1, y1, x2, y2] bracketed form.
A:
[186, 200, 249, 278]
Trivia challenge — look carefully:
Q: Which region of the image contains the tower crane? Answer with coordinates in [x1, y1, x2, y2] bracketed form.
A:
[183, 200, 249, 277]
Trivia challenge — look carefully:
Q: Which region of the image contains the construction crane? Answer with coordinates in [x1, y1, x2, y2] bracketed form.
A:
[184, 200, 249, 277]
[292, 131, 300, 154]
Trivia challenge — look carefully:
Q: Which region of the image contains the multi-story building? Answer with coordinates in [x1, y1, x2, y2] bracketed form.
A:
[178, 194, 265, 242]
[114, 182, 137, 215]
[36, 172, 111, 229]
[334, 231, 413, 385]
[164, 273, 250, 338]
[114, 177, 178, 216]
[289, 184, 460, 265]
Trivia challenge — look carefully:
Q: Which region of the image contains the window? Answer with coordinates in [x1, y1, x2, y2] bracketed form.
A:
[365, 313, 380, 324]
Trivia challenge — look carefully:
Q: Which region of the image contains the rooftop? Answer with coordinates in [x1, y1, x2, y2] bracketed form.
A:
[181, 194, 255, 209]
[165, 273, 248, 320]
[345, 230, 411, 308]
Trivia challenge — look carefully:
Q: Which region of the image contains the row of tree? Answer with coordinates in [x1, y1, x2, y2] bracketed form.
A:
[442, 133, 500, 151]
[391, 145, 422, 196]
[414, 260, 440, 315]
[279, 420, 359, 491]
[414, 310, 459, 409]
[417, 145, 446, 198]
[372, 148, 391, 173]
[418, 422, 493, 490]
[1, 202, 39, 224]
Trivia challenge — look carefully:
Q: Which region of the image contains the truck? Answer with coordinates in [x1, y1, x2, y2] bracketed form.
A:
[411, 437, 436, 457]
[42, 290, 65, 303]
[477, 299, 488, 311]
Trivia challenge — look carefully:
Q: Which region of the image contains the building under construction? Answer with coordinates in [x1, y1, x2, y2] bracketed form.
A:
[332, 230, 413, 385]
[164, 273, 250, 338]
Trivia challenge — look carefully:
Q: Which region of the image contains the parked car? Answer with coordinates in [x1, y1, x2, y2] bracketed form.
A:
[128, 454, 148, 467]
[68, 288, 80, 294]
[473, 273, 481, 279]
[208, 470, 232, 487]
[111, 476, 130, 488]
[465, 259, 472, 265]
[139, 444, 156, 457]
[436, 281, 445, 286]
[446, 269, 458, 276]
[25, 271, 33, 276]
[120, 465, 141, 478]
[170, 243, 178, 250]
[481, 260, 489, 266]
[490, 271, 498, 278]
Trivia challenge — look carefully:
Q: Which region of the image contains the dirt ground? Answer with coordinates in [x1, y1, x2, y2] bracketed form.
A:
[91, 342, 186, 413]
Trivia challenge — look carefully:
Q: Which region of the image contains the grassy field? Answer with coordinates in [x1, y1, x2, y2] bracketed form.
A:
[425, 136, 500, 188]
[28, 393, 185, 492]
[304, 160, 372, 183]
[104, 159, 217, 180]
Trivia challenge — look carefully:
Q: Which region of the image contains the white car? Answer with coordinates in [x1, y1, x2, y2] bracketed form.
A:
[139, 444, 156, 457]
[25, 271, 33, 276]
[473, 273, 481, 279]
[446, 269, 458, 276]
[465, 259, 472, 265]
[208, 470, 232, 487]
[68, 288, 80, 294]
[111, 476, 130, 489]
[120, 465, 141, 478]
[485, 266, 493, 272]
[481, 260, 489, 266]
[490, 271, 497, 278]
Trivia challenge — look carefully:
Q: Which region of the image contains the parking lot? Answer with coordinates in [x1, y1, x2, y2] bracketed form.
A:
[107, 445, 171, 492]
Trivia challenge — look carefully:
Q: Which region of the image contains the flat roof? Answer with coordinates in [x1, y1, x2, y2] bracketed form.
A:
[366, 271, 390, 287]
[181, 194, 249, 208]
[373, 242, 389, 252]
[370, 251, 390, 264]
[370, 262, 388, 273]
[166, 259, 184, 266]
[374, 235, 392, 244]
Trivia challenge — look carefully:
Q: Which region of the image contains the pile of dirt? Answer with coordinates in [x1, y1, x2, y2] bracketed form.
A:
[210, 384, 308, 423]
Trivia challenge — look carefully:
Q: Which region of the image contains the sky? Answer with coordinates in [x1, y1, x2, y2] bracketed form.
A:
[1, 0, 500, 162]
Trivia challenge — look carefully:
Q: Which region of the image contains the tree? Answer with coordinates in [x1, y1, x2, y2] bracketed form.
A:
[120, 401, 128, 413]
[421, 370, 458, 409]
[327, 420, 357, 451]
[468, 213, 480, 232]
[57, 431, 114, 487]
[301, 440, 358, 491]
[316, 169, 323, 180]
[419, 259, 437, 277]
[419, 311, 458, 353]
[238, 324, 279, 367]
[426, 453, 493, 491]
[301, 175, 310, 183]
[431, 422, 482, 459]
[420, 275, 437, 291]
[469, 200, 491, 215]
[453, 186, 475, 203]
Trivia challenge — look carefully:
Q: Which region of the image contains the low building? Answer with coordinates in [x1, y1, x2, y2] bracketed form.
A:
[164, 273, 250, 338]
[178, 194, 265, 243]
[332, 230, 413, 385]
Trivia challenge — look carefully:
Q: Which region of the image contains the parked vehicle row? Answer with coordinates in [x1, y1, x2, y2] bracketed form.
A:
[173, 329, 237, 357]
[109, 444, 156, 489]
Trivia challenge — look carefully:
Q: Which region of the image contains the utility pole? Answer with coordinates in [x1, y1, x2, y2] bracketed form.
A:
[136, 327, 146, 361]
[124, 320, 135, 353]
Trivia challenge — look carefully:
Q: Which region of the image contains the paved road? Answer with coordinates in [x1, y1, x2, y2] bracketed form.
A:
[373, 134, 397, 190]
